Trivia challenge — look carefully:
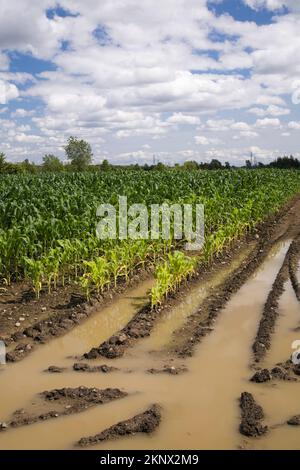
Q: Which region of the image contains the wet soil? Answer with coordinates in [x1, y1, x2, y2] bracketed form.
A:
[165, 198, 300, 358]
[81, 196, 300, 361]
[1, 195, 300, 449]
[239, 392, 268, 437]
[0, 387, 127, 431]
[3, 196, 300, 365]
[0, 268, 152, 363]
[250, 360, 300, 383]
[73, 363, 119, 373]
[77, 404, 161, 447]
[252, 235, 300, 363]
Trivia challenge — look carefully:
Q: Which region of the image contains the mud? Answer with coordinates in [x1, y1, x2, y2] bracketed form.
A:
[3, 195, 300, 365]
[77, 404, 161, 447]
[147, 365, 187, 375]
[239, 392, 268, 437]
[83, 306, 159, 359]
[0, 268, 151, 363]
[163, 199, 300, 358]
[46, 366, 66, 373]
[1, 196, 300, 450]
[287, 415, 300, 426]
[251, 359, 300, 383]
[73, 363, 119, 373]
[288, 240, 300, 301]
[252, 234, 300, 363]
[0, 387, 127, 431]
[82, 198, 300, 361]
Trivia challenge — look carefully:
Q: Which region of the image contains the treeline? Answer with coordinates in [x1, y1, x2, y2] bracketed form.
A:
[1, 136, 300, 173]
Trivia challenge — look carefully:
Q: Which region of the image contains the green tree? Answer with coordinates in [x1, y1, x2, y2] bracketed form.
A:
[100, 159, 110, 171]
[64, 136, 93, 171]
[0, 152, 7, 172]
[42, 154, 63, 172]
[183, 160, 199, 170]
[209, 159, 222, 170]
[21, 159, 38, 174]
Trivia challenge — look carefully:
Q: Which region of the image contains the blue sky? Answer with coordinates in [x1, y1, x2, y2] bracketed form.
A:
[1, 0, 300, 165]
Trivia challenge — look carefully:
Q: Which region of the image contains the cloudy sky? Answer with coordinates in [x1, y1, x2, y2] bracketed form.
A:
[1, 0, 300, 166]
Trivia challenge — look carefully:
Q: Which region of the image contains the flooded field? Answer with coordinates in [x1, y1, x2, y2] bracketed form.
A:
[1, 236, 300, 450]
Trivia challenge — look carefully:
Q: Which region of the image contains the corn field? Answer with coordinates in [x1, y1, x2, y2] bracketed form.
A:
[1, 169, 300, 305]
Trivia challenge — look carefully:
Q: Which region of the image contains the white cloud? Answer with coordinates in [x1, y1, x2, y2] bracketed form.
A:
[248, 105, 290, 117]
[0, 0, 300, 164]
[167, 113, 201, 125]
[288, 121, 300, 130]
[255, 118, 281, 128]
[195, 136, 210, 145]
[0, 79, 18, 104]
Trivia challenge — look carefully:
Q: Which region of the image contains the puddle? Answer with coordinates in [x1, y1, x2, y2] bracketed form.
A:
[263, 279, 300, 368]
[0, 240, 297, 450]
[139, 245, 254, 351]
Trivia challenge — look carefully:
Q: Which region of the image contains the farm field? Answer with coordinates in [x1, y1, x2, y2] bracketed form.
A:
[1, 168, 300, 449]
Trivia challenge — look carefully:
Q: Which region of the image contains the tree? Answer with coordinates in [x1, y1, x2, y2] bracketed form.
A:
[21, 159, 38, 174]
[42, 154, 63, 172]
[209, 159, 222, 169]
[100, 159, 110, 171]
[0, 152, 7, 172]
[64, 136, 92, 171]
[270, 155, 300, 169]
[183, 160, 199, 170]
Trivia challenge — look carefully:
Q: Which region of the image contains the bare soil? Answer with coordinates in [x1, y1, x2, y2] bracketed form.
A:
[76, 404, 161, 447]
[0, 268, 151, 362]
[252, 234, 300, 363]
[239, 392, 268, 437]
[0, 387, 127, 431]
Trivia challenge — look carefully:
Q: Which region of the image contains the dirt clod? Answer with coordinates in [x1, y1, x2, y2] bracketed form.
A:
[250, 369, 272, 383]
[73, 362, 118, 373]
[287, 415, 300, 426]
[46, 365, 66, 373]
[239, 392, 268, 437]
[77, 404, 161, 447]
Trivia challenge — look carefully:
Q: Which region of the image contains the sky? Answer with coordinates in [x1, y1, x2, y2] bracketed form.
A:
[1, 0, 300, 166]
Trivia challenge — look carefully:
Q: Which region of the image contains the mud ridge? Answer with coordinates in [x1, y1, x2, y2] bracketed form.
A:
[250, 359, 300, 383]
[76, 404, 161, 447]
[252, 234, 300, 363]
[1, 268, 151, 363]
[147, 365, 187, 375]
[239, 392, 268, 437]
[73, 362, 119, 373]
[0, 387, 127, 431]
[288, 236, 300, 301]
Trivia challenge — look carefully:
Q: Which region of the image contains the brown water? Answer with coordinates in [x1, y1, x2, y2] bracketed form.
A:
[0, 241, 299, 450]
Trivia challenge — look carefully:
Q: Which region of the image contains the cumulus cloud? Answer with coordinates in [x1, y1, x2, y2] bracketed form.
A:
[0, 0, 300, 163]
[0, 79, 18, 104]
[255, 118, 281, 128]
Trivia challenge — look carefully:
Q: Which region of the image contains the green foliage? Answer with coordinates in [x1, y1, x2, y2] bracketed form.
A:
[43, 154, 63, 172]
[64, 136, 93, 171]
[0, 168, 300, 300]
[0, 153, 6, 171]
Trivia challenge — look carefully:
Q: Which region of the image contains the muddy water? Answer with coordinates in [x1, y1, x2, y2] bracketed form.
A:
[263, 278, 300, 368]
[0, 241, 297, 450]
